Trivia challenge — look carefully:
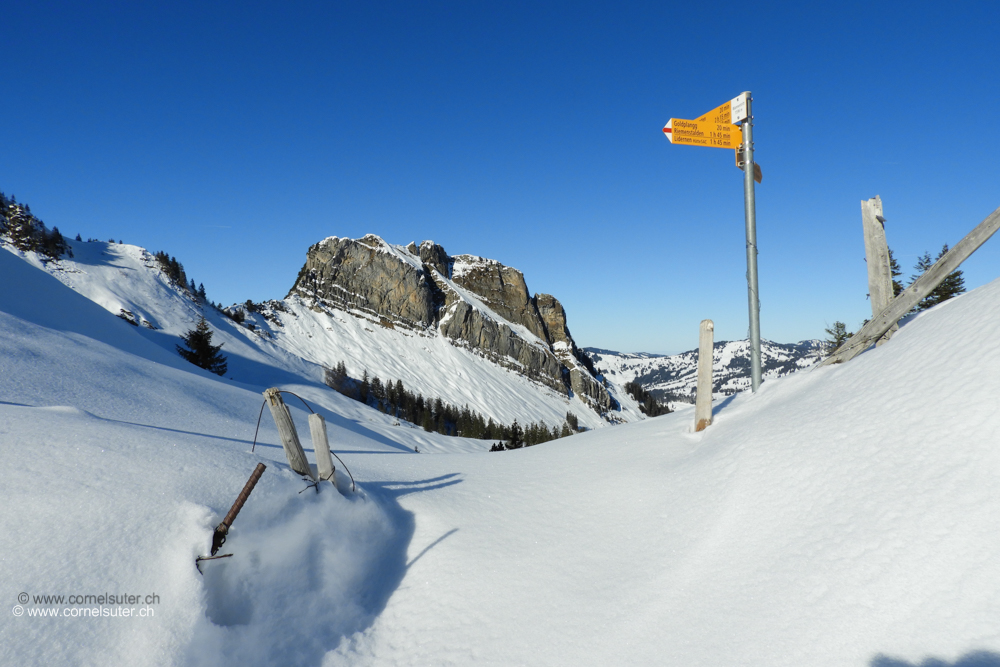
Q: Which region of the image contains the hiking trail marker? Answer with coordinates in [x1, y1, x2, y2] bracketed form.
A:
[662, 119, 742, 148]
[662, 91, 762, 392]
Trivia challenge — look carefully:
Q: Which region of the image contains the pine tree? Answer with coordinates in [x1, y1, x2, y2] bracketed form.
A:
[324, 361, 347, 390]
[888, 248, 904, 297]
[359, 370, 370, 404]
[176, 316, 228, 376]
[507, 420, 523, 449]
[565, 412, 579, 432]
[912, 244, 965, 311]
[823, 321, 852, 356]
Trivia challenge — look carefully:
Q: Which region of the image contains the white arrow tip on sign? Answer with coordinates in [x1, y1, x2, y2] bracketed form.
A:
[662, 119, 674, 142]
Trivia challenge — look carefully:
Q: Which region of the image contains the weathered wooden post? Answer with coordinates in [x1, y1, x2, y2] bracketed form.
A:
[861, 196, 897, 345]
[308, 413, 336, 485]
[695, 319, 714, 432]
[821, 204, 1000, 366]
[263, 388, 314, 479]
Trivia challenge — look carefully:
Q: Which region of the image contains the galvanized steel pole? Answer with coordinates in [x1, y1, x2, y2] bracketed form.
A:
[740, 92, 762, 392]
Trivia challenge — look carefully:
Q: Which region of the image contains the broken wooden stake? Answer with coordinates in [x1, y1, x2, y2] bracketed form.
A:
[861, 195, 897, 346]
[308, 413, 336, 485]
[263, 388, 314, 479]
[695, 319, 714, 432]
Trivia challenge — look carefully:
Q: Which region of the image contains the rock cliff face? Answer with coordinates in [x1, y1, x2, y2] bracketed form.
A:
[288, 235, 614, 413]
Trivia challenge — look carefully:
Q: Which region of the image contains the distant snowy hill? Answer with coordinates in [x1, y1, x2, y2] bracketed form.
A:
[586, 338, 825, 403]
[4, 235, 643, 431]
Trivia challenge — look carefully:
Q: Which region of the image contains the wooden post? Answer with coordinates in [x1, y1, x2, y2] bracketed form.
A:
[695, 319, 714, 432]
[263, 388, 314, 479]
[822, 204, 1000, 366]
[308, 413, 336, 484]
[861, 196, 897, 345]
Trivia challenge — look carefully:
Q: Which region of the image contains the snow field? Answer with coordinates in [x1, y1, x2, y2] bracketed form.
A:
[3, 240, 1000, 666]
[323, 280, 1000, 665]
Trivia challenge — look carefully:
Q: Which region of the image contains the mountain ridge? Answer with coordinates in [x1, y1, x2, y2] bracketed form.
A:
[2, 232, 643, 431]
[586, 338, 825, 403]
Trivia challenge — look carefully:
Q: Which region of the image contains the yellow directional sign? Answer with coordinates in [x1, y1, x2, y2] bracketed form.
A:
[696, 101, 732, 125]
[696, 92, 749, 125]
[662, 118, 742, 149]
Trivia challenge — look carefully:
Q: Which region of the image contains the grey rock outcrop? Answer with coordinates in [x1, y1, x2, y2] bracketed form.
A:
[451, 255, 548, 340]
[290, 235, 440, 330]
[288, 235, 614, 413]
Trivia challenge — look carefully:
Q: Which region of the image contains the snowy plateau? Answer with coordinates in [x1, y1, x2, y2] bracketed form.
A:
[2, 236, 1000, 667]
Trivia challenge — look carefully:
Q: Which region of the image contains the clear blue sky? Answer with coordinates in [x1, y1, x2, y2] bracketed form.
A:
[3, 1, 998, 353]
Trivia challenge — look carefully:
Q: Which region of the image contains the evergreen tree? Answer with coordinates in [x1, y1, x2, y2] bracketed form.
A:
[912, 244, 965, 311]
[359, 370, 370, 404]
[565, 412, 579, 432]
[176, 316, 227, 375]
[507, 420, 523, 449]
[823, 321, 852, 356]
[888, 248, 904, 297]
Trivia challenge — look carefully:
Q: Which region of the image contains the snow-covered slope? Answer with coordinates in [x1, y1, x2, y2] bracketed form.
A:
[11, 239, 640, 431]
[588, 337, 824, 402]
[4, 239, 1000, 667]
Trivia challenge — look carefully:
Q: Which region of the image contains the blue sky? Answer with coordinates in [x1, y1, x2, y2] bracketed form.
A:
[3, 1, 998, 353]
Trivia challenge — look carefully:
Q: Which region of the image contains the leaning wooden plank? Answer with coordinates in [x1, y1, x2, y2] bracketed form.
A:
[263, 388, 314, 478]
[821, 204, 1000, 366]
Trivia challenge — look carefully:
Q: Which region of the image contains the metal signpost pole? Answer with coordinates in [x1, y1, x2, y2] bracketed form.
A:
[740, 92, 762, 392]
[662, 91, 762, 392]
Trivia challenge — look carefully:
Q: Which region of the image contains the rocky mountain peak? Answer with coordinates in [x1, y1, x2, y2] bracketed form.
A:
[288, 235, 615, 414]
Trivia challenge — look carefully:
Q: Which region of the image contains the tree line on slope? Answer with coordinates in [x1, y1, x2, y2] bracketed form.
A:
[0, 191, 222, 313]
[623, 381, 672, 417]
[152, 251, 210, 303]
[825, 246, 966, 354]
[0, 192, 71, 259]
[324, 361, 581, 448]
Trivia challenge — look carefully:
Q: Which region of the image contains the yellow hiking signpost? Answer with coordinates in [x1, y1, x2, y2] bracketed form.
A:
[662, 119, 742, 149]
[661, 91, 763, 392]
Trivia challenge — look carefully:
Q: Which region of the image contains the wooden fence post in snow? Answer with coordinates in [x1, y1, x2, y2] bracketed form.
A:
[821, 204, 1000, 366]
[308, 413, 336, 486]
[695, 319, 714, 432]
[861, 196, 897, 346]
[263, 388, 314, 479]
